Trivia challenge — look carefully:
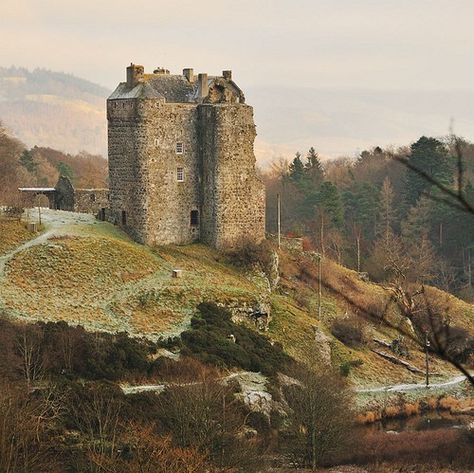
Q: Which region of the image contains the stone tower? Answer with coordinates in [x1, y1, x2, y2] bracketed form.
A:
[107, 64, 265, 249]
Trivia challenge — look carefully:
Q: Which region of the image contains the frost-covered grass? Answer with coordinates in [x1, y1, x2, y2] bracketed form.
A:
[0, 219, 37, 256]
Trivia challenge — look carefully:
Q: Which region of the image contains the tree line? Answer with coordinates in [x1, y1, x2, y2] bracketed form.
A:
[264, 137, 474, 300]
[0, 121, 108, 205]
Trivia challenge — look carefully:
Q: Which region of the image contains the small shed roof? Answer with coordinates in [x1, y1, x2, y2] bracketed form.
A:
[18, 187, 56, 192]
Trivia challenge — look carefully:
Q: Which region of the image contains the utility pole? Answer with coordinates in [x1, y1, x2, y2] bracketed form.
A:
[356, 234, 361, 273]
[469, 248, 472, 288]
[317, 253, 322, 319]
[425, 332, 430, 388]
[277, 193, 281, 249]
[37, 194, 42, 226]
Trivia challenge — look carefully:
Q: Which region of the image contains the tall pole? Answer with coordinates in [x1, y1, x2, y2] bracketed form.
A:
[318, 254, 322, 319]
[277, 193, 281, 250]
[425, 332, 430, 388]
[469, 248, 472, 288]
[37, 195, 42, 226]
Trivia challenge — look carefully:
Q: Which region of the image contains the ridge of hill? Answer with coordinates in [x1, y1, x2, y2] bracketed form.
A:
[0, 67, 110, 156]
[0, 209, 473, 388]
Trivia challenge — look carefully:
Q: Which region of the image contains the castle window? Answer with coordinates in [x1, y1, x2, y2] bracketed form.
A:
[176, 142, 184, 154]
[190, 210, 199, 226]
[121, 210, 127, 226]
[90, 193, 96, 202]
[177, 167, 184, 182]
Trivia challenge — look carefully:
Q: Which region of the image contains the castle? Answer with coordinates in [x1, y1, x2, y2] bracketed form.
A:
[106, 64, 265, 249]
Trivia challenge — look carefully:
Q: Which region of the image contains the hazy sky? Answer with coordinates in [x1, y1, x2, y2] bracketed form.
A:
[2, 0, 474, 159]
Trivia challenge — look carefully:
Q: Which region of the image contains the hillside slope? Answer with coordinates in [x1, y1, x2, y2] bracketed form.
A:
[0, 67, 109, 155]
[1, 209, 473, 387]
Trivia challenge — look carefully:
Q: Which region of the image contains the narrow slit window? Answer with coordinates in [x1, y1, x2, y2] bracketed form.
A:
[121, 210, 127, 226]
[177, 167, 184, 182]
[190, 210, 199, 226]
[176, 142, 184, 154]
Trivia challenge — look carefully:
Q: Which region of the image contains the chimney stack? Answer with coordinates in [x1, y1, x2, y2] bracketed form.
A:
[222, 70, 232, 81]
[183, 68, 194, 82]
[198, 73, 208, 99]
[126, 63, 144, 87]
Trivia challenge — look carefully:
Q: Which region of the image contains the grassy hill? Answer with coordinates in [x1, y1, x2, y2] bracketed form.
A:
[0, 67, 109, 155]
[1, 210, 473, 387]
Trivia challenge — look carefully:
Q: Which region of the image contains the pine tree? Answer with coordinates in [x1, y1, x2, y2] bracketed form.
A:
[19, 149, 37, 173]
[377, 177, 395, 242]
[405, 136, 453, 207]
[317, 181, 344, 229]
[305, 147, 324, 187]
[288, 152, 305, 183]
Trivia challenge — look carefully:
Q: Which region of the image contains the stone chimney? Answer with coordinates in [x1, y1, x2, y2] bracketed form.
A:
[126, 64, 144, 87]
[198, 73, 208, 99]
[222, 70, 232, 81]
[183, 68, 194, 83]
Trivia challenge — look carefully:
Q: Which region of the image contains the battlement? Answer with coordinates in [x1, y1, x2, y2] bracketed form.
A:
[110, 64, 244, 105]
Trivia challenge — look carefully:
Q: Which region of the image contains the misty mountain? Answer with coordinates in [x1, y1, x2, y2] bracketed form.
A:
[248, 86, 474, 164]
[0, 67, 110, 156]
[1, 67, 473, 164]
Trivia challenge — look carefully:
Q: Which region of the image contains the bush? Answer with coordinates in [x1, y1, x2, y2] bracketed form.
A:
[339, 359, 363, 377]
[282, 368, 355, 468]
[180, 302, 293, 376]
[225, 239, 274, 272]
[330, 316, 365, 347]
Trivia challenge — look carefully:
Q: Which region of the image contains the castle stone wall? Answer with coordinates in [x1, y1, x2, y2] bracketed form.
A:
[107, 99, 149, 243]
[199, 104, 265, 249]
[140, 102, 201, 246]
[74, 189, 109, 215]
[107, 66, 266, 250]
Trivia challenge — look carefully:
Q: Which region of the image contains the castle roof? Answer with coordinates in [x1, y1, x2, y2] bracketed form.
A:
[108, 66, 245, 104]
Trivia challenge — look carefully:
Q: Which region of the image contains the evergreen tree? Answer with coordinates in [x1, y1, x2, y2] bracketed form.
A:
[305, 147, 324, 186]
[405, 136, 453, 206]
[377, 177, 395, 241]
[57, 161, 74, 181]
[288, 152, 305, 183]
[317, 181, 344, 229]
[19, 149, 37, 173]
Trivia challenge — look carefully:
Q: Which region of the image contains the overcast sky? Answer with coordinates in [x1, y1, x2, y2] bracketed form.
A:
[2, 0, 474, 159]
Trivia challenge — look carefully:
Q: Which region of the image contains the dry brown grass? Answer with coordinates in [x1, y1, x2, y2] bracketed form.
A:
[0, 220, 35, 255]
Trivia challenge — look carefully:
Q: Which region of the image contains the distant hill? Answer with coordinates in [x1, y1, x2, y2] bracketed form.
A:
[0, 67, 110, 156]
[2, 67, 474, 164]
[248, 86, 474, 165]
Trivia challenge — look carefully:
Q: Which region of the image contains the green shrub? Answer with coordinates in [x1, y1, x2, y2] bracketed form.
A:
[180, 302, 293, 376]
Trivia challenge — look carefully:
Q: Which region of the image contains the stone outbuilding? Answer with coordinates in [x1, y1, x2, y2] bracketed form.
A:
[19, 176, 109, 218]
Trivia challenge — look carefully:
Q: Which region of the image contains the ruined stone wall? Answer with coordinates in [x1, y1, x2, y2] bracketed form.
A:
[107, 99, 149, 243]
[199, 104, 265, 249]
[74, 189, 109, 215]
[55, 176, 75, 211]
[139, 101, 201, 246]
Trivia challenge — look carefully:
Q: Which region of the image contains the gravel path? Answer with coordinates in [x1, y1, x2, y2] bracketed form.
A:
[0, 209, 99, 278]
[356, 373, 471, 394]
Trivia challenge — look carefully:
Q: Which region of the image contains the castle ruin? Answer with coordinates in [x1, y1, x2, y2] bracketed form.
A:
[107, 64, 265, 249]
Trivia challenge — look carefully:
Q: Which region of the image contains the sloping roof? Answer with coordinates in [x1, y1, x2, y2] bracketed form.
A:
[18, 187, 55, 192]
[109, 82, 165, 100]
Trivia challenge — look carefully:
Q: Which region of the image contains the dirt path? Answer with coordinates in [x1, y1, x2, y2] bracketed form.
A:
[356, 373, 472, 394]
[0, 210, 98, 278]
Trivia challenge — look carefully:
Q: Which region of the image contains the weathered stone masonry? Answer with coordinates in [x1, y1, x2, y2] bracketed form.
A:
[19, 176, 109, 218]
[107, 64, 265, 249]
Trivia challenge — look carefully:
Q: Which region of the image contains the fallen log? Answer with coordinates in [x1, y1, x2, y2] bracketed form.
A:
[371, 349, 424, 374]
